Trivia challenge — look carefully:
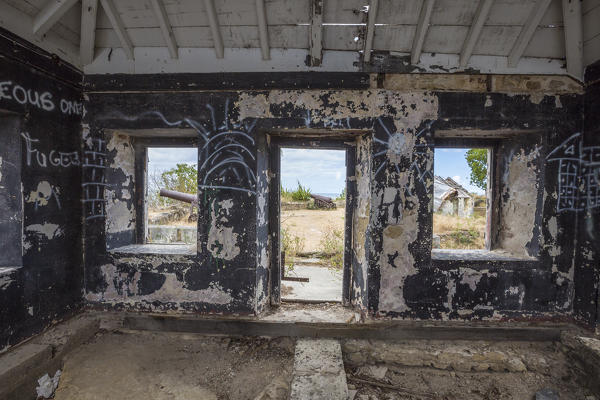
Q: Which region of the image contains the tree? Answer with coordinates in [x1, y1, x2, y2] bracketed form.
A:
[160, 163, 198, 193]
[465, 149, 487, 191]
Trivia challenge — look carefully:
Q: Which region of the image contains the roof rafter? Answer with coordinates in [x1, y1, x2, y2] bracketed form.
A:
[459, 0, 493, 67]
[309, 0, 323, 66]
[100, 0, 134, 59]
[411, 0, 435, 64]
[363, 0, 379, 63]
[203, 0, 224, 59]
[507, 0, 552, 68]
[561, 0, 583, 79]
[149, 0, 178, 59]
[33, 0, 79, 36]
[80, 0, 98, 65]
[256, 0, 270, 60]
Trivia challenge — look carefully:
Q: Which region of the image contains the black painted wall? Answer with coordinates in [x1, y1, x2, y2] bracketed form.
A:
[574, 61, 600, 328]
[82, 73, 585, 322]
[0, 30, 83, 350]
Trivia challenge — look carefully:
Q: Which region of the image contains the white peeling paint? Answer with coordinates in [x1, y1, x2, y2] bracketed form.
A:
[25, 181, 54, 207]
[207, 199, 240, 260]
[25, 223, 62, 239]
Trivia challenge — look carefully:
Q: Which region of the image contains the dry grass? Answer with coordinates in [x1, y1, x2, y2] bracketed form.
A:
[433, 213, 486, 249]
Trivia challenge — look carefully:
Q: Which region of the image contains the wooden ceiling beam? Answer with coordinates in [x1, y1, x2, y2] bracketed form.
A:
[150, 0, 178, 59]
[411, 0, 435, 64]
[80, 0, 98, 65]
[309, 0, 323, 66]
[363, 0, 379, 63]
[33, 0, 79, 36]
[99, 0, 134, 59]
[459, 0, 493, 67]
[561, 0, 583, 79]
[203, 0, 224, 59]
[256, 0, 270, 60]
[507, 0, 552, 67]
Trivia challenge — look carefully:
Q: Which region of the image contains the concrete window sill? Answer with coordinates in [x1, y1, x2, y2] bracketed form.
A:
[108, 244, 196, 256]
[0, 266, 21, 277]
[431, 249, 536, 262]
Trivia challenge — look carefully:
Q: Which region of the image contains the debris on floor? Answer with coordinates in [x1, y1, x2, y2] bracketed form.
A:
[36, 370, 61, 399]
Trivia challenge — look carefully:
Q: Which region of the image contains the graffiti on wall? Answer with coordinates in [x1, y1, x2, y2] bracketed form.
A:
[83, 138, 108, 220]
[21, 132, 80, 168]
[373, 118, 432, 186]
[197, 99, 257, 194]
[547, 132, 600, 212]
[0, 80, 84, 115]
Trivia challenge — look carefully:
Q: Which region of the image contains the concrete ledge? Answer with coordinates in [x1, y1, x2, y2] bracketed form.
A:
[123, 314, 565, 342]
[0, 313, 100, 400]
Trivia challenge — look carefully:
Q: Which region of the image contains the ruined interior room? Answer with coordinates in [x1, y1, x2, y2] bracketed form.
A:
[0, 0, 599, 399]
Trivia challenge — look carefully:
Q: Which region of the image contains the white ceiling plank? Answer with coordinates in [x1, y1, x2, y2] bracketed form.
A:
[0, 1, 80, 66]
[309, 0, 323, 66]
[95, 25, 309, 49]
[150, 0, 178, 59]
[203, 0, 224, 58]
[80, 0, 98, 65]
[99, 0, 134, 59]
[411, 0, 435, 64]
[363, 0, 379, 62]
[33, 0, 79, 36]
[459, 0, 494, 67]
[507, 0, 553, 67]
[561, 0, 583, 79]
[256, 0, 270, 60]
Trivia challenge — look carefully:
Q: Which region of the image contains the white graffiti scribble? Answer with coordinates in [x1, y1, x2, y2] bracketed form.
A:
[82, 138, 109, 220]
[373, 118, 432, 186]
[547, 132, 600, 212]
[21, 132, 80, 168]
[198, 99, 257, 194]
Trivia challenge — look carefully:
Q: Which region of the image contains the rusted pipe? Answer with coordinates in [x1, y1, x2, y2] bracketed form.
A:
[159, 189, 197, 206]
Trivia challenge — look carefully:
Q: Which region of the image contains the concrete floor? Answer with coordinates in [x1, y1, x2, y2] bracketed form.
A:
[281, 264, 343, 302]
[54, 331, 294, 400]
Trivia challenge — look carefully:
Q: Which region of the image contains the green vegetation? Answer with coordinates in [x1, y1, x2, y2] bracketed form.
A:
[281, 227, 305, 270]
[465, 149, 488, 191]
[433, 213, 486, 249]
[318, 225, 344, 269]
[336, 188, 346, 201]
[280, 180, 312, 202]
[149, 163, 197, 208]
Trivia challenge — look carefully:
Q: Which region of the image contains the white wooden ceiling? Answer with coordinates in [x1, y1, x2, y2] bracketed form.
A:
[0, 0, 598, 78]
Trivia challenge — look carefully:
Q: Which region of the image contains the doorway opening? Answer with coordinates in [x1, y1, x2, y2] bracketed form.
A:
[275, 144, 352, 304]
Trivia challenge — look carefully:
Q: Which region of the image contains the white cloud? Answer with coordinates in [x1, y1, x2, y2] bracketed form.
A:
[452, 175, 461, 183]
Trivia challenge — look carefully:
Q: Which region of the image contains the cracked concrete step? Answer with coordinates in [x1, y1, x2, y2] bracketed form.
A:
[290, 338, 348, 400]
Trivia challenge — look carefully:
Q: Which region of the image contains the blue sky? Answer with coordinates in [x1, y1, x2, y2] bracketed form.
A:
[281, 148, 346, 196]
[146, 147, 482, 195]
[434, 148, 484, 194]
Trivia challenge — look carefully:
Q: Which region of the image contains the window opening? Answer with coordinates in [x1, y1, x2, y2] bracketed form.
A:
[146, 147, 198, 246]
[279, 148, 346, 302]
[433, 148, 489, 250]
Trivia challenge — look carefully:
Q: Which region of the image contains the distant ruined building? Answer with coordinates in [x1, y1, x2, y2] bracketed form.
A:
[433, 176, 474, 218]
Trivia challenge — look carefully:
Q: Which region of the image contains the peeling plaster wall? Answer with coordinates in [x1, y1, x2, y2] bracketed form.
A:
[0, 34, 83, 351]
[104, 132, 136, 249]
[574, 61, 600, 328]
[83, 73, 583, 321]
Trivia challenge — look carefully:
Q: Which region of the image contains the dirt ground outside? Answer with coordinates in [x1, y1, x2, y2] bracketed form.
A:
[281, 207, 345, 253]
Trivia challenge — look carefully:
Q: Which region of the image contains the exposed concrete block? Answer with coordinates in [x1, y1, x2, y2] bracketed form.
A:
[0, 343, 53, 397]
[342, 339, 527, 373]
[561, 333, 600, 396]
[290, 339, 348, 400]
[383, 74, 487, 92]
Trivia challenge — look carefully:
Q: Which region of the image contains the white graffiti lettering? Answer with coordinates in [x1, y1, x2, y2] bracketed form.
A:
[21, 132, 80, 168]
